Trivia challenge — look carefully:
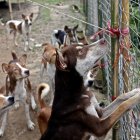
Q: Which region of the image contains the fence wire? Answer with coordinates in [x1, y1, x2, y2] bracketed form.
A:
[97, 0, 140, 139]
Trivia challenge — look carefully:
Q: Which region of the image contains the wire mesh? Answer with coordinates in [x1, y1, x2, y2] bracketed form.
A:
[97, 0, 140, 139]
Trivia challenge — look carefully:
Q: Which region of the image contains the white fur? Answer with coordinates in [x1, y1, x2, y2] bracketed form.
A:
[84, 71, 94, 87]
[16, 63, 29, 78]
[41, 84, 50, 100]
[76, 41, 108, 79]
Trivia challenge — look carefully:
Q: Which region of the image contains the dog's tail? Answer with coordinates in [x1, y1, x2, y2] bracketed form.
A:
[37, 83, 50, 109]
[0, 18, 5, 26]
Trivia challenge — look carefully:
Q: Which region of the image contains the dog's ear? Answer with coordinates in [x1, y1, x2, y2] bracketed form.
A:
[2, 63, 9, 74]
[55, 49, 67, 71]
[30, 13, 34, 19]
[42, 43, 49, 48]
[64, 25, 69, 32]
[73, 24, 78, 31]
[22, 14, 26, 19]
[19, 54, 27, 65]
[11, 51, 18, 60]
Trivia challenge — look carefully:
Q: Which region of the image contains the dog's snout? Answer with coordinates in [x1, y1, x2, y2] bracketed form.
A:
[88, 80, 94, 87]
[29, 23, 32, 26]
[8, 96, 14, 104]
[25, 70, 30, 75]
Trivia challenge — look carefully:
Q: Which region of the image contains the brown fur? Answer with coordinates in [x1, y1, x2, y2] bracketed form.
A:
[17, 22, 22, 34]
[9, 22, 16, 33]
[37, 83, 51, 135]
[42, 43, 56, 64]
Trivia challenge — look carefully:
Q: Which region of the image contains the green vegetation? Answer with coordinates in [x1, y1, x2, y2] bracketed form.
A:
[130, 1, 140, 49]
[33, 0, 65, 23]
[34, 0, 64, 5]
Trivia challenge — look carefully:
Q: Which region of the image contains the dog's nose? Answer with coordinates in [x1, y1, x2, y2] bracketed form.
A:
[8, 96, 14, 104]
[29, 23, 32, 26]
[88, 80, 94, 87]
[25, 70, 30, 75]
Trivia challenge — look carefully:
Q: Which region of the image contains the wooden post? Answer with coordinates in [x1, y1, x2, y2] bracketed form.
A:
[122, 0, 130, 92]
[111, 0, 120, 140]
[8, 0, 13, 19]
[122, 1, 130, 139]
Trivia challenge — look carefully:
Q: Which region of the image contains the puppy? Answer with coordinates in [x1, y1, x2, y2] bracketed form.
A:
[5, 13, 33, 51]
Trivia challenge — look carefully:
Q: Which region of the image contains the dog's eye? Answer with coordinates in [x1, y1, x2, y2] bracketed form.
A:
[90, 73, 94, 78]
[13, 68, 19, 72]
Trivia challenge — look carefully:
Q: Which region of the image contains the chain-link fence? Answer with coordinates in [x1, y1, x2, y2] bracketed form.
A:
[85, 0, 140, 139]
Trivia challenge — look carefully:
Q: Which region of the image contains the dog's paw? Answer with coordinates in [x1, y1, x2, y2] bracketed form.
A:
[0, 129, 4, 137]
[14, 102, 20, 110]
[27, 121, 35, 130]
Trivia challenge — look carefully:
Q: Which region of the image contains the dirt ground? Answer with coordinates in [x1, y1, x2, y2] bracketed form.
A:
[0, 1, 109, 140]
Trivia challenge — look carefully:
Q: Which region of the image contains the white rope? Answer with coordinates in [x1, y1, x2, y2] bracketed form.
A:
[27, 0, 105, 30]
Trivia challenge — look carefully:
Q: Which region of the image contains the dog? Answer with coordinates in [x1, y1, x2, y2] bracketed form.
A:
[2, 13, 33, 51]
[51, 29, 67, 49]
[37, 83, 51, 135]
[64, 24, 79, 44]
[0, 51, 36, 136]
[38, 65, 102, 138]
[40, 39, 140, 140]
[40, 43, 56, 105]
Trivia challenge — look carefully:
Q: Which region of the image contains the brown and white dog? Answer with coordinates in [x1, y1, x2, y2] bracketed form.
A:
[64, 24, 79, 44]
[40, 43, 56, 105]
[3, 13, 33, 51]
[37, 83, 51, 135]
[0, 51, 36, 136]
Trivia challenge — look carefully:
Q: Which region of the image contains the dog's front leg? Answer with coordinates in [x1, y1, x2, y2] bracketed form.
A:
[70, 89, 140, 137]
[26, 78, 36, 110]
[0, 112, 8, 137]
[85, 89, 140, 137]
[24, 100, 35, 130]
[14, 93, 20, 109]
[24, 33, 32, 51]
[102, 89, 138, 118]
[13, 32, 18, 47]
